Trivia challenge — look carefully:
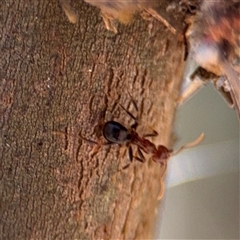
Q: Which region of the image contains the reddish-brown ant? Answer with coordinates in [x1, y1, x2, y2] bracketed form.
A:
[103, 101, 203, 164]
[102, 117, 172, 166]
[81, 98, 204, 199]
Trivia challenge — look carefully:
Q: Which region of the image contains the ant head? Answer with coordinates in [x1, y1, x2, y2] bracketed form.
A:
[103, 121, 131, 144]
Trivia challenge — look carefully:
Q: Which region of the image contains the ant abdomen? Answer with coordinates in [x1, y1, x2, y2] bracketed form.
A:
[103, 121, 131, 144]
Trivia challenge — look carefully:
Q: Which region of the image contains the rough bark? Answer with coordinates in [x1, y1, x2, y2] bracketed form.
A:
[0, 0, 186, 239]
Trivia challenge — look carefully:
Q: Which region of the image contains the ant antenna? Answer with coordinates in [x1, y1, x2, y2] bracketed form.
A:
[157, 133, 204, 200]
[173, 133, 205, 156]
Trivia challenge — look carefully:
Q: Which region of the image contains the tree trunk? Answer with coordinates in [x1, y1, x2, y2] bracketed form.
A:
[0, 0, 186, 239]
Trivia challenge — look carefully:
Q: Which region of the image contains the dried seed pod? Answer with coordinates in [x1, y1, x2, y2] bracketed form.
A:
[187, 0, 240, 118]
[84, 0, 166, 33]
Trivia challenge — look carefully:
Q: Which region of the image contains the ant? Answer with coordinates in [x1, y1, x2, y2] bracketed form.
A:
[81, 98, 204, 199]
[102, 113, 172, 166]
[102, 100, 203, 165]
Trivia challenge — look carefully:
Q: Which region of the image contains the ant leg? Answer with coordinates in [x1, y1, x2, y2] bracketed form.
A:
[127, 146, 144, 164]
[80, 132, 116, 146]
[119, 103, 137, 121]
[131, 122, 138, 130]
[143, 130, 158, 138]
[119, 103, 139, 130]
[128, 146, 134, 162]
[158, 177, 165, 200]
[157, 163, 168, 200]
[134, 156, 145, 163]
[122, 146, 145, 170]
[79, 133, 100, 158]
[126, 89, 139, 112]
[137, 148, 146, 163]
[122, 164, 131, 170]
[121, 146, 134, 170]
[128, 146, 145, 163]
[130, 97, 138, 112]
[79, 133, 98, 145]
[119, 92, 140, 129]
[128, 94, 140, 124]
[80, 133, 117, 158]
